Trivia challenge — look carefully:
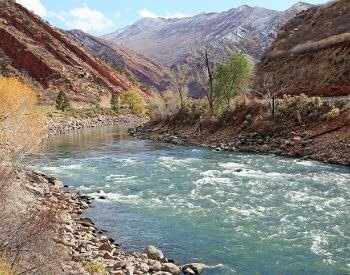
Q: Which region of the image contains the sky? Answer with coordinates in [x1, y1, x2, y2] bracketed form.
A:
[16, 0, 329, 36]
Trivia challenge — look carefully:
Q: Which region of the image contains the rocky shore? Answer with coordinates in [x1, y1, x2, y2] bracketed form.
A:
[1, 115, 205, 275]
[129, 117, 350, 166]
[46, 114, 147, 137]
[19, 170, 205, 275]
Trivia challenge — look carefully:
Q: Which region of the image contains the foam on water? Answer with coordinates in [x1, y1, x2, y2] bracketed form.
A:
[35, 126, 350, 274]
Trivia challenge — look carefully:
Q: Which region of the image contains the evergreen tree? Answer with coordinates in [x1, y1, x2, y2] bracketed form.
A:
[55, 91, 70, 111]
[110, 93, 118, 112]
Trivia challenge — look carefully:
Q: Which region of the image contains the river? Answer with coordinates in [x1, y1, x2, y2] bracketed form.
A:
[34, 125, 350, 274]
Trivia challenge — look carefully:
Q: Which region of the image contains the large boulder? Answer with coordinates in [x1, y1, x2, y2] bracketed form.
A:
[144, 245, 164, 260]
[162, 263, 180, 274]
[150, 261, 162, 272]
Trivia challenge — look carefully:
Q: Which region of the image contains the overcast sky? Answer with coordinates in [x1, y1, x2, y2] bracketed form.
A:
[16, 0, 329, 36]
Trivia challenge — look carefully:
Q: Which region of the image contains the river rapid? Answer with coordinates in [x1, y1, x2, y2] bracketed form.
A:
[34, 125, 350, 274]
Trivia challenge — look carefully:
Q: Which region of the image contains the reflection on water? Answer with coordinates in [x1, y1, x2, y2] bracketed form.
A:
[43, 125, 134, 158]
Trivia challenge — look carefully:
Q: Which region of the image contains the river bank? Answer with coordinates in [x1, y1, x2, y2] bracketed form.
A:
[4, 168, 200, 274]
[129, 112, 350, 166]
[46, 113, 147, 137]
[2, 118, 204, 275]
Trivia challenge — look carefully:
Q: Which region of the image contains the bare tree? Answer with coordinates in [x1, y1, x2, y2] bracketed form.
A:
[167, 64, 190, 109]
[255, 75, 287, 120]
[191, 45, 216, 113]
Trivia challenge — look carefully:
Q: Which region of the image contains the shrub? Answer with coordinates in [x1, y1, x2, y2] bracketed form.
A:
[276, 94, 324, 120]
[85, 261, 108, 275]
[120, 90, 146, 115]
[55, 91, 70, 111]
[0, 77, 45, 163]
[0, 254, 16, 275]
[110, 93, 119, 112]
[325, 107, 340, 119]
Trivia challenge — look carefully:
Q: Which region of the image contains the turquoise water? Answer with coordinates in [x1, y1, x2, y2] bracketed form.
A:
[35, 125, 350, 274]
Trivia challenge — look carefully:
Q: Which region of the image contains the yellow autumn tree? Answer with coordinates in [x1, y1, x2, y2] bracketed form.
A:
[0, 77, 45, 163]
[121, 90, 146, 115]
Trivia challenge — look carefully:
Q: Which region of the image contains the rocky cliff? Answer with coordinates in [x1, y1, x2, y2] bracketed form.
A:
[102, 3, 312, 66]
[0, 0, 144, 106]
[256, 0, 350, 97]
[68, 29, 168, 92]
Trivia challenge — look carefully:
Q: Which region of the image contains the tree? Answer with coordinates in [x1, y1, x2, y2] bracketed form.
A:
[167, 64, 190, 109]
[214, 52, 251, 114]
[110, 93, 119, 112]
[55, 91, 70, 111]
[0, 77, 45, 163]
[255, 75, 287, 121]
[121, 90, 146, 115]
[192, 46, 217, 113]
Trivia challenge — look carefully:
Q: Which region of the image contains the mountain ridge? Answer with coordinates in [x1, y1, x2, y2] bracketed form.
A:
[0, 0, 145, 106]
[102, 2, 313, 66]
[68, 29, 168, 92]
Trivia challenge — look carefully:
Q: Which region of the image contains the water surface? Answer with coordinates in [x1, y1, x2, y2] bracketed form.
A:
[34, 125, 350, 274]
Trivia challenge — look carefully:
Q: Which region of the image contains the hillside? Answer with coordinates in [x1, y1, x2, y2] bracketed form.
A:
[0, 0, 144, 106]
[256, 0, 350, 97]
[102, 3, 312, 66]
[67, 29, 168, 92]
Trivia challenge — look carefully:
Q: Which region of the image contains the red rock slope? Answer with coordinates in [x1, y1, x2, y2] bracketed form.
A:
[256, 0, 350, 97]
[0, 0, 144, 106]
[68, 29, 168, 92]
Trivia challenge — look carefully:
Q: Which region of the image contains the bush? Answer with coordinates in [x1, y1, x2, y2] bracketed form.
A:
[0, 77, 45, 163]
[55, 91, 70, 111]
[120, 90, 146, 115]
[276, 94, 324, 120]
[0, 254, 16, 275]
[110, 93, 119, 112]
[325, 107, 340, 119]
[85, 261, 108, 275]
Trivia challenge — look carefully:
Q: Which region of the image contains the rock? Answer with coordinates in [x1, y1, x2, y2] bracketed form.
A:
[301, 147, 315, 155]
[26, 185, 45, 196]
[150, 260, 162, 272]
[182, 263, 206, 274]
[144, 245, 164, 260]
[126, 262, 134, 275]
[102, 251, 114, 260]
[162, 263, 180, 274]
[53, 179, 64, 188]
[293, 136, 302, 145]
[64, 224, 74, 233]
[78, 217, 95, 227]
[139, 263, 150, 273]
[114, 261, 127, 269]
[234, 168, 242, 172]
[111, 271, 124, 275]
[153, 272, 172, 275]
[99, 242, 113, 252]
[183, 267, 196, 275]
[99, 195, 106, 200]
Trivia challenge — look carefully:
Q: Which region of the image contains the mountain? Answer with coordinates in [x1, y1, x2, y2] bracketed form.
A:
[102, 3, 313, 66]
[0, 0, 144, 106]
[256, 0, 350, 97]
[67, 29, 168, 92]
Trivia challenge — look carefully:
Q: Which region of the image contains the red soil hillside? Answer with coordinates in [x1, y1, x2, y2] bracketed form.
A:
[256, 0, 350, 97]
[0, 0, 145, 106]
[68, 30, 169, 92]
